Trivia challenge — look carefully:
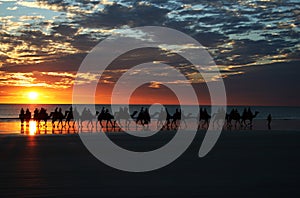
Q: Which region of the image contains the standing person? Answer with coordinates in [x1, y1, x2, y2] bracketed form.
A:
[267, 114, 272, 130]
[144, 108, 151, 125]
[34, 108, 39, 121]
[19, 108, 25, 125]
[25, 108, 31, 123]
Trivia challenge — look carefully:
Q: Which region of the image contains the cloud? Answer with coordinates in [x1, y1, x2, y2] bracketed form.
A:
[6, 6, 18, 10]
[0, 0, 299, 96]
[19, 15, 45, 21]
[0, 71, 100, 89]
[16, 0, 66, 12]
[148, 81, 162, 89]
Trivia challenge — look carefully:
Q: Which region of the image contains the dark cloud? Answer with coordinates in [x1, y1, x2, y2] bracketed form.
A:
[52, 24, 78, 36]
[2, 0, 296, 70]
[0, 53, 87, 73]
[193, 32, 229, 48]
[223, 60, 300, 106]
[76, 3, 170, 28]
[71, 34, 98, 52]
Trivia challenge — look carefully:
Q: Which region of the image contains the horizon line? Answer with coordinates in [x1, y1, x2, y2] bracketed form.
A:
[0, 103, 299, 108]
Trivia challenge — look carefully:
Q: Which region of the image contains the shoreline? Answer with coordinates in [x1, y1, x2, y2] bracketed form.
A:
[0, 119, 300, 135]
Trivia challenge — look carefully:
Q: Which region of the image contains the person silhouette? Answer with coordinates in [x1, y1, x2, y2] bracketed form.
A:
[267, 114, 272, 130]
[101, 107, 105, 114]
[19, 108, 25, 125]
[137, 107, 144, 125]
[25, 108, 31, 123]
[247, 107, 252, 116]
[20, 108, 24, 115]
[144, 108, 150, 124]
[34, 108, 39, 121]
[243, 108, 247, 115]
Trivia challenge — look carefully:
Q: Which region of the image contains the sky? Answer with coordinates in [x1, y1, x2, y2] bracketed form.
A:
[0, 0, 299, 105]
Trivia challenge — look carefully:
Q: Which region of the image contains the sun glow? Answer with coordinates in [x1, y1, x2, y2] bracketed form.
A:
[28, 92, 38, 100]
[29, 120, 37, 135]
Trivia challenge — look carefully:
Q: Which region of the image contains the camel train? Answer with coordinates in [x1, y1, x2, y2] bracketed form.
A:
[19, 106, 259, 132]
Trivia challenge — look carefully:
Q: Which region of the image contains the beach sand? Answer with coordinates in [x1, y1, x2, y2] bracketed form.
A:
[0, 128, 300, 197]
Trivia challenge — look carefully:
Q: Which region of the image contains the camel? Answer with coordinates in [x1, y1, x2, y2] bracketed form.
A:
[96, 108, 116, 129]
[180, 112, 193, 129]
[170, 109, 181, 129]
[49, 108, 65, 128]
[114, 108, 139, 131]
[198, 108, 211, 129]
[156, 108, 167, 129]
[161, 108, 173, 130]
[35, 108, 49, 127]
[135, 107, 145, 129]
[80, 108, 96, 128]
[226, 109, 242, 128]
[211, 108, 226, 129]
[241, 110, 259, 127]
[64, 107, 75, 128]
[156, 108, 185, 130]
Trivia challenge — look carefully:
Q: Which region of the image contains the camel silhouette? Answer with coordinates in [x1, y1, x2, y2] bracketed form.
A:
[96, 108, 115, 129]
[198, 108, 211, 129]
[226, 109, 242, 128]
[241, 110, 259, 127]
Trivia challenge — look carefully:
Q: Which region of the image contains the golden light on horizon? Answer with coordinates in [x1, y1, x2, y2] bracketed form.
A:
[29, 120, 37, 136]
[28, 92, 39, 100]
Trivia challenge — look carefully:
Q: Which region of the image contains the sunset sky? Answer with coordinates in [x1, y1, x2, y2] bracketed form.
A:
[0, 0, 299, 105]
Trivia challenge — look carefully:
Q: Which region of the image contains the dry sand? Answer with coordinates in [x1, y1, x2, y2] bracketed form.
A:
[0, 128, 300, 197]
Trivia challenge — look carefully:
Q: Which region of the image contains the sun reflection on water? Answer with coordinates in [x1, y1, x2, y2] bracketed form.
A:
[29, 120, 37, 136]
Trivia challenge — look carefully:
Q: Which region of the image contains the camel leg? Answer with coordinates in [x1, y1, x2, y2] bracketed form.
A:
[117, 119, 121, 130]
[112, 120, 116, 130]
[157, 121, 161, 129]
[126, 120, 130, 130]
[203, 120, 208, 128]
[91, 120, 94, 128]
[105, 120, 108, 129]
[201, 122, 205, 129]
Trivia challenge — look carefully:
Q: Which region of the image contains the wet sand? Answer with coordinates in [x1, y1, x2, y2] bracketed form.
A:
[0, 130, 300, 197]
[1, 119, 300, 135]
